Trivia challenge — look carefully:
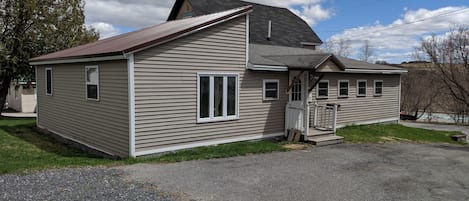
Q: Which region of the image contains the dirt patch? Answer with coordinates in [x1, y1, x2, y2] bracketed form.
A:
[282, 143, 311, 150]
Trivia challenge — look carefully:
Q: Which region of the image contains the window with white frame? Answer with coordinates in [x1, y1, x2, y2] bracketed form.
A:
[85, 66, 99, 100]
[291, 79, 302, 101]
[357, 80, 367, 97]
[374, 80, 383, 96]
[338, 80, 349, 97]
[317, 80, 329, 99]
[197, 73, 238, 123]
[45, 68, 53, 96]
[263, 79, 279, 100]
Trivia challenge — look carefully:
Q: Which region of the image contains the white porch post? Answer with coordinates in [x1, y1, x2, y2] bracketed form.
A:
[332, 104, 338, 135]
[304, 72, 310, 140]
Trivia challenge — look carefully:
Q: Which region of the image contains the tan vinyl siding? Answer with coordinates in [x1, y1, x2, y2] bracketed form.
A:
[134, 16, 288, 153]
[36, 60, 129, 157]
[311, 73, 400, 126]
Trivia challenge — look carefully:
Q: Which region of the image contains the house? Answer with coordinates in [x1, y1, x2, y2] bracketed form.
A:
[6, 80, 37, 113]
[30, 2, 406, 158]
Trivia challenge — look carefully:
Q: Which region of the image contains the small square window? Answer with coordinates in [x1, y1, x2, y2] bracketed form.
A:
[263, 80, 279, 100]
[374, 80, 383, 96]
[85, 66, 99, 101]
[317, 80, 329, 99]
[338, 80, 349, 98]
[357, 80, 367, 97]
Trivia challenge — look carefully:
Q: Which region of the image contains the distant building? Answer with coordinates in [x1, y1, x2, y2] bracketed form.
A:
[6, 80, 37, 113]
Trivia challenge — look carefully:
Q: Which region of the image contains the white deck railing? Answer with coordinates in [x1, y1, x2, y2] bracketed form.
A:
[313, 103, 338, 134]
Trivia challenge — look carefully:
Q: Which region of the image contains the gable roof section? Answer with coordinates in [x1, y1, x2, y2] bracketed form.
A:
[30, 6, 252, 64]
[168, 0, 322, 47]
[248, 44, 407, 73]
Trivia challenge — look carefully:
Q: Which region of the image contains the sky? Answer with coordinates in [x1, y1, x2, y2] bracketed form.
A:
[84, 0, 469, 64]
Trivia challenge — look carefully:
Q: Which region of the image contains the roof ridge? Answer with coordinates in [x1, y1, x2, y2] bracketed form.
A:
[240, 1, 288, 10]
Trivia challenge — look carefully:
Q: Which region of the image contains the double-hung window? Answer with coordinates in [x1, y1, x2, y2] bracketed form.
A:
[263, 79, 279, 100]
[197, 73, 239, 123]
[357, 80, 367, 97]
[317, 80, 329, 99]
[45, 68, 53, 96]
[85, 66, 99, 100]
[374, 80, 383, 96]
[338, 80, 349, 98]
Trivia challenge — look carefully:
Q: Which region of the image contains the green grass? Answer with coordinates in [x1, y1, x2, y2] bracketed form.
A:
[338, 124, 466, 144]
[0, 117, 287, 174]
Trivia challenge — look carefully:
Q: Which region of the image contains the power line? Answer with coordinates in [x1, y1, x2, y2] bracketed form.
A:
[318, 7, 469, 35]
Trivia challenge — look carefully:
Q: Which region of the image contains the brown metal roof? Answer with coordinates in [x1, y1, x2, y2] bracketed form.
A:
[31, 6, 252, 62]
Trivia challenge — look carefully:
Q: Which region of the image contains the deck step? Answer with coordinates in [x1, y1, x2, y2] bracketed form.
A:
[308, 129, 334, 137]
[309, 135, 344, 146]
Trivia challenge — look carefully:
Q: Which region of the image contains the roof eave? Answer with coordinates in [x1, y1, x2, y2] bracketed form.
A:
[29, 53, 126, 66]
[344, 68, 408, 74]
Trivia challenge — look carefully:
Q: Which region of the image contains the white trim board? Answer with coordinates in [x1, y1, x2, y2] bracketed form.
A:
[134, 132, 284, 156]
[337, 117, 399, 128]
[126, 54, 136, 158]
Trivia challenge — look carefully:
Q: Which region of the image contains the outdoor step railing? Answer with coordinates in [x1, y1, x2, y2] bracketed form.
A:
[313, 103, 338, 134]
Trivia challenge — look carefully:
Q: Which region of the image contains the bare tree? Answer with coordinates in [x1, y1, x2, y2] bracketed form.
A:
[360, 40, 373, 63]
[321, 38, 352, 57]
[419, 25, 469, 109]
[400, 67, 441, 118]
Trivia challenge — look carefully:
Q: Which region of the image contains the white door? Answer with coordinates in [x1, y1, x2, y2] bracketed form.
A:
[286, 71, 307, 131]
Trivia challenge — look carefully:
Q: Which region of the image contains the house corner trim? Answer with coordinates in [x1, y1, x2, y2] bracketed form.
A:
[127, 54, 136, 157]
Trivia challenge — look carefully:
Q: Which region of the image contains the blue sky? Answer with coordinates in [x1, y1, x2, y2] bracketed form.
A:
[313, 0, 469, 40]
[84, 0, 469, 63]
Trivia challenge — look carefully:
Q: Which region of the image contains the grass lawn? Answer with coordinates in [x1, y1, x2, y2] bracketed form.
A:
[0, 117, 287, 174]
[338, 123, 466, 144]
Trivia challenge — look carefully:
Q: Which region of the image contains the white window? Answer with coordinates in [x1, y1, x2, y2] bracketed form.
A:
[357, 80, 367, 97]
[338, 80, 349, 98]
[263, 79, 279, 100]
[317, 80, 329, 99]
[291, 79, 302, 101]
[85, 66, 99, 100]
[197, 73, 239, 123]
[45, 68, 53, 96]
[374, 80, 383, 96]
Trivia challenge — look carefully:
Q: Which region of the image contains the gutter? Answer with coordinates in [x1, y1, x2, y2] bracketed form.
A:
[344, 68, 408, 74]
[29, 55, 126, 65]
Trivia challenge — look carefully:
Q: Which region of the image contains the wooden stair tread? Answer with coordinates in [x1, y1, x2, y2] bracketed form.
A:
[309, 135, 344, 142]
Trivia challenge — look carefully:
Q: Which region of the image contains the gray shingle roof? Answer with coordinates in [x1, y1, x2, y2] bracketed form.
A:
[249, 44, 406, 72]
[168, 0, 322, 48]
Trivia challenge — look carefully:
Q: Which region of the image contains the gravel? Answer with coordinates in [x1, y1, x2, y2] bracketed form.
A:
[119, 143, 469, 201]
[0, 167, 174, 201]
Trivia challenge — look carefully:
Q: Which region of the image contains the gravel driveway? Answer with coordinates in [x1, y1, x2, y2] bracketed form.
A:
[0, 168, 173, 201]
[2, 143, 469, 201]
[119, 143, 469, 201]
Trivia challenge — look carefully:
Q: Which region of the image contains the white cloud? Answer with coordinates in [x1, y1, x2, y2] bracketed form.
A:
[90, 22, 120, 39]
[84, 0, 332, 39]
[328, 6, 469, 63]
[248, 0, 333, 25]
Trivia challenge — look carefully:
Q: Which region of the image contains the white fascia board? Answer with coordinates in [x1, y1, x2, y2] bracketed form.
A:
[30, 55, 125, 65]
[344, 68, 408, 74]
[247, 63, 288, 72]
